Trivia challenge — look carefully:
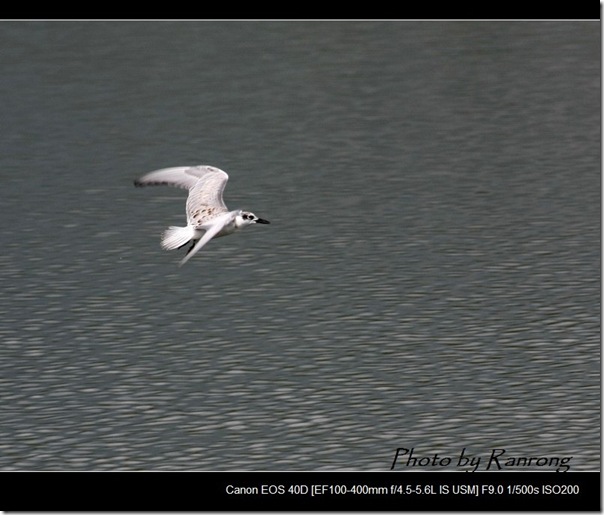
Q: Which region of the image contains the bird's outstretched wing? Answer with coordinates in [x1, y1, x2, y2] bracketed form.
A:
[186, 168, 229, 212]
[134, 165, 229, 202]
[179, 212, 234, 266]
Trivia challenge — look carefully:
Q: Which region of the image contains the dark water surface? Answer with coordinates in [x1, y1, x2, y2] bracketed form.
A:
[0, 21, 599, 471]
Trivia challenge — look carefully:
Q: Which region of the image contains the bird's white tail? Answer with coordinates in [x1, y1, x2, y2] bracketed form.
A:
[161, 225, 196, 251]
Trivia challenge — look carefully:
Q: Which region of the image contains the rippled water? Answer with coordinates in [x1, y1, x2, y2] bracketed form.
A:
[0, 21, 599, 471]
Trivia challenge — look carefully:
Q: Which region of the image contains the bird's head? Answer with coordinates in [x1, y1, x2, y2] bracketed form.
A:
[236, 210, 270, 228]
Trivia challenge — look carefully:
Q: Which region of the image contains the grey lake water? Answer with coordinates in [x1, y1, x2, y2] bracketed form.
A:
[0, 21, 599, 471]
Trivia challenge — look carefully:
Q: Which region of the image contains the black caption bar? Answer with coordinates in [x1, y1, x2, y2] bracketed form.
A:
[1, 471, 600, 511]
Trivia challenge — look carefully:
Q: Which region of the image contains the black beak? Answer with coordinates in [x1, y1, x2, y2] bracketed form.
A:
[255, 218, 270, 224]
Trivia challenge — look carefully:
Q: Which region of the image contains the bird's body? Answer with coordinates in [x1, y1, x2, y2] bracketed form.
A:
[134, 165, 269, 265]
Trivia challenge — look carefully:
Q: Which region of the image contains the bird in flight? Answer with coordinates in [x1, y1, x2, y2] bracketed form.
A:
[134, 165, 270, 266]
